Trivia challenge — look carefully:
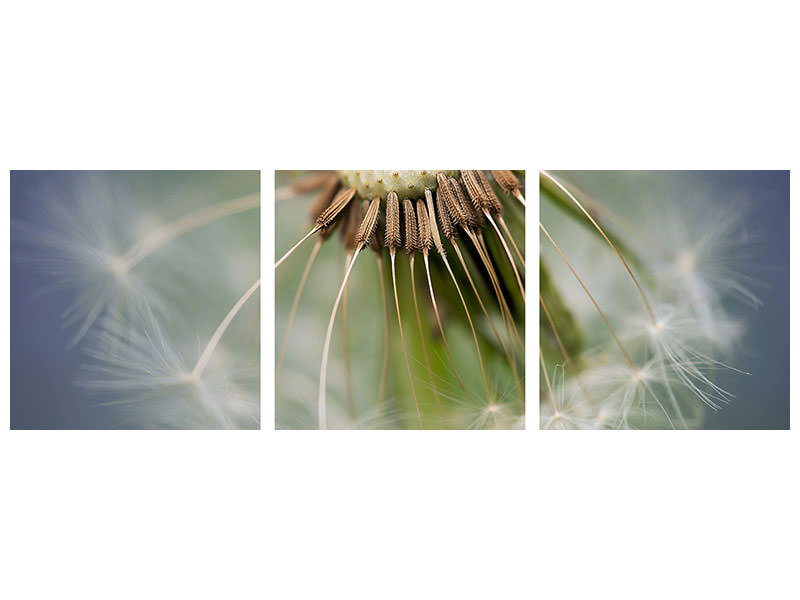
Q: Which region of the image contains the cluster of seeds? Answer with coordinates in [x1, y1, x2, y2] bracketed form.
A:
[276, 170, 526, 429]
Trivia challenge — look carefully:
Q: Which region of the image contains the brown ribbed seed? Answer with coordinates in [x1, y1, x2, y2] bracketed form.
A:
[476, 169, 503, 214]
[461, 170, 495, 215]
[385, 191, 401, 250]
[446, 178, 469, 226]
[438, 173, 466, 228]
[355, 197, 381, 246]
[416, 199, 432, 253]
[364, 199, 382, 253]
[309, 180, 343, 240]
[492, 170, 520, 195]
[451, 177, 483, 230]
[316, 187, 356, 231]
[308, 178, 341, 221]
[436, 186, 456, 240]
[403, 198, 419, 254]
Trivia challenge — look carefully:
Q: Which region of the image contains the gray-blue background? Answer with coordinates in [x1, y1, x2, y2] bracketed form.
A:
[12, 171, 92, 428]
[702, 171, 789, 429]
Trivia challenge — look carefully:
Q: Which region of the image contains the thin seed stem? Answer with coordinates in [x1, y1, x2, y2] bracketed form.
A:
[539, 346, 557, 413]
[376, 255, 390, 413]
[579, 189, 671, 256]
[191, 278, 261, 380]
[514, 190, 526, 208]
[439, 248, 491, 403]
[275, 226, 319, 269]
[423, 253, 474, 402]
[540, 223, 636, 370]
[497, 215, 525, 269]
[391, 250, 423, 429]
[343, 250, 355, 419]
[452, 240, 523, 410]
[276, 238, 321, 387]
[469, 229, 524, 353]
[424, 188, 491, 402]
[120, 193, 260, 273]
[466, 228, 518, 351]
[316, 197, 381, 429]
[451, 241, 507, 355]
[539, 294, 590, 402]
[409, 255, 442, 412]
[479, 231, 521, 347]
[541, 170, 656, 325]
[318, 246, 363, 429]
[485, 212, 525, 301]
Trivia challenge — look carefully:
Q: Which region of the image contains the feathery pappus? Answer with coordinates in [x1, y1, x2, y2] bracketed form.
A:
[539, 170, 764, 430]
[11, 171, 260, 429]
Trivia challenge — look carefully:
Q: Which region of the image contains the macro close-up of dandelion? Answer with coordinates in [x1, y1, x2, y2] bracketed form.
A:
[539, 170, 789, 429]
[275, 170, 526, 429]
[10, 171, 261, 429]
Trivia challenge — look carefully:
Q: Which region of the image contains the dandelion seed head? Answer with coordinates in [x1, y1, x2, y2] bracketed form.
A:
[106, 255, 130, 280]
[467, 401, 517, 430]
[676, 250, 695, 274]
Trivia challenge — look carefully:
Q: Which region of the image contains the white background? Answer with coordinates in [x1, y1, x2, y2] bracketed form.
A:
[1, 1, 797, 598]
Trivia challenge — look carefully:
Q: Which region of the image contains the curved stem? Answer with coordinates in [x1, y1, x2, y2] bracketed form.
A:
[343, 250, 355, 419]
[453, 240, 523, 410]
[470, 230, 524, 353]
[497, 215, 525, 269]
[275, 226, 318, 269]
[276, 239, 321, 387]
[439, 251, 491, 403]
[539, 293, 590, 402]
[191, 278, 261, 380]
[377, 256, 390, 413]
[541, 170, 655, 325]
[318, 246, 363, 429]
[540, 223, 635, 370]
[423, 253, 474, 402]
[121, 193, 259, 272]
[409, 255, 442, 413]
[485, 212, 525, 301]
[539, 346, 557, 413]
[391, 251, 423, 429]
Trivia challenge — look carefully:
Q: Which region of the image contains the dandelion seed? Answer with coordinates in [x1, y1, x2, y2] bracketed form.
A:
[540, 171, 760, 429]
[318, 197, 380, 430]
[387, 192, 423, 428]
[79, 276, 260, 430]
[492, 170, 526, 208]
